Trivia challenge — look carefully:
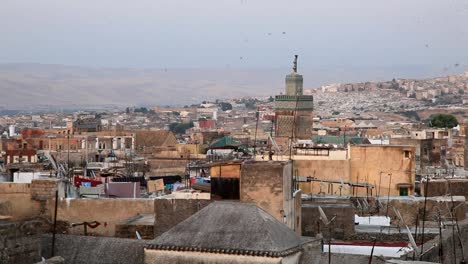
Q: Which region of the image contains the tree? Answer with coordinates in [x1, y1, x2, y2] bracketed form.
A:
[219, 102, 232, 111]
[244, 98, 257, 110]
[134, 107, 148, 113]
[430, 114, 458, 128]
[169, 121, 194, 134]
[268, 96, 274, 102]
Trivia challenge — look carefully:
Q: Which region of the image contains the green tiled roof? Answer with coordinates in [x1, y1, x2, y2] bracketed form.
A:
[209, 136, 242, 149]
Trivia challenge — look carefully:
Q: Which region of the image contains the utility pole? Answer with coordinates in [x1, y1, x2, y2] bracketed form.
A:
[269, 120, 274, 160]
[420, 177, 430, 260]
[253, 107, 260, 159]
[66, 131, 71, 198]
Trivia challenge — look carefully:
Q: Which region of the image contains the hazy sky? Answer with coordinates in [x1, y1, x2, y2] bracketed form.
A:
[1, 0, 467, 70]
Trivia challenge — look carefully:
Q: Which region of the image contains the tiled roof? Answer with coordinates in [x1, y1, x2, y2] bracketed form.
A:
[146, 201, 305, 257]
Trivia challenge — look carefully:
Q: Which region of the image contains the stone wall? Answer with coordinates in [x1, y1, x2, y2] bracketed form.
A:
[295, 160, 351, 195]
[1, 180, 218, 238]
[414, 218, 468, 264]
[147, 158, 187, 176]
[350, 145, 416, 196]
[115, 214, 155, 239]
[154, 198, 212, 237]
[300, 251, 386, 264]
[296, 145, 416, 197]
[377, 196, 466, 226]
[240, 161, 288, 225]
[31, 178, 60, 201]
[0, 182, 41, 220]
[421, 179, 468, 199]
[115, 222, 155, 239]
[0, 220, 42, 264]
[1, 180, 217, 238]
[41, 234, 146, 264]
[301, 198, 355, 239]
[50, 198, 155, 237]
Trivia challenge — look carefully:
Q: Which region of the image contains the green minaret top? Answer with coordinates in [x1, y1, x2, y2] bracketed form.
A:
[285, 55, 303, 96]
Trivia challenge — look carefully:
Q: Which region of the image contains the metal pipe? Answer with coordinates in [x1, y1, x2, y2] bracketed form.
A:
[413, 213, 419, 260]
[385, 174, 392, 217]
[253, 107, 259, 159]
[368, 238, 377, 264]
[438, 211, 444, 263]
[328, 224, 332, 264]
[419, 177, 430, 261]
[448, 180, 465, 263]
[51, 190, 58, 257]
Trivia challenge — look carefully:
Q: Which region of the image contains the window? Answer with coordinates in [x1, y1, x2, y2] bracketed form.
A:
[423, 148, 428, 156]
[404, 150, 411, 158]
[399, 187, 408, 196]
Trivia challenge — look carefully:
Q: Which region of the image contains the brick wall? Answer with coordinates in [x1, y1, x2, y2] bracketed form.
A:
[31, 179, 59, 201]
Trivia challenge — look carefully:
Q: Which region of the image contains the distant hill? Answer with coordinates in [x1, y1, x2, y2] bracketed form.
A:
[0, 64, 286, 110]
[0, 63, 464, 110]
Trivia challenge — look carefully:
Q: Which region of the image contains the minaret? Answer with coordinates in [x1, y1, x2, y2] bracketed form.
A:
[285, 55, 304, 96]
[274, 55, 314, 141]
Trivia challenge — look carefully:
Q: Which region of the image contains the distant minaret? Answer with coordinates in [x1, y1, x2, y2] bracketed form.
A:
[285, 55, 303, 96]
[274, 55, 314, 140]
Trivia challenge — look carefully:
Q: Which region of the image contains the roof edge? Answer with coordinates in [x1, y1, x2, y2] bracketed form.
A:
[144, 244, 302, 258]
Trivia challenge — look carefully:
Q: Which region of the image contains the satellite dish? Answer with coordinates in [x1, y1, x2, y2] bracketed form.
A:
[377, 199, 384, 209]
[406, 225, 418, 253]
[318, 206, 329, 225]
[393, 207, 419, 256]
[362, 199, 369, 209]
[356, 199, 362, 209]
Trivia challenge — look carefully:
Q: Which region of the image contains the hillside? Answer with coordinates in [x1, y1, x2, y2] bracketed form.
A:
[0, 64, 285, 110]
[0, 63, 464, 110]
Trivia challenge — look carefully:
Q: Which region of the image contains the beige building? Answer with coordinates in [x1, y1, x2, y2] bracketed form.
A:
[296, 145, 415, 197]
[209, 161, 302, 234]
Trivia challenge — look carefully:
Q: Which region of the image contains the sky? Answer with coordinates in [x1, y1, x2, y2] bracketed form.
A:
[1, 0, 467, 72]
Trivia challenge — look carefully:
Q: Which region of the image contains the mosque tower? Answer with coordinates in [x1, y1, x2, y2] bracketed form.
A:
[274, 55, 314, 141]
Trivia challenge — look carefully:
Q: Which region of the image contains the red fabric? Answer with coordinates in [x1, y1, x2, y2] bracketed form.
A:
[190, 178, 197, 185]
[73, 176, 102, 187]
